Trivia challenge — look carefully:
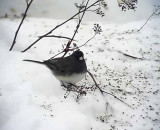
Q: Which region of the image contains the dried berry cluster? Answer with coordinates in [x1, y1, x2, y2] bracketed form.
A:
[118, 0, 138, 11]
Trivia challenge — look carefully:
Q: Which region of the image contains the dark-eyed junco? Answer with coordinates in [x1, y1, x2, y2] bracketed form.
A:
[23, 50, 87, 84]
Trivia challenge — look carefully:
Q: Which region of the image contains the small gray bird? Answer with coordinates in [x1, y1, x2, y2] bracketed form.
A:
[23, 50, 87, 84]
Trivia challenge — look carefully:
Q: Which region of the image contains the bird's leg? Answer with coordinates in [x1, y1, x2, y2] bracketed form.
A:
[61, 81, 68, 88]
[61, 82, 71, 98]
[62, 82, 86, 101]
[61, 82, 73, 91]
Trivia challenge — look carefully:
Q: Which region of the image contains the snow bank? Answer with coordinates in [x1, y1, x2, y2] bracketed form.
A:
[0, 17, 160, 130]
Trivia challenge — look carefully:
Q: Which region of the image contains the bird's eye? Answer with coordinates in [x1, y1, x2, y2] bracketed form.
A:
[79, 56, 83, 60]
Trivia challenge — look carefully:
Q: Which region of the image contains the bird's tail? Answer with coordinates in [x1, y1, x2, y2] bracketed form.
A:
[23, 59, 44, 65]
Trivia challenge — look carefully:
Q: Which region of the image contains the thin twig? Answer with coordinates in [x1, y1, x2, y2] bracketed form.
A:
[39, 35, 75, 41]
[137, 8, 160, 32]
[21, 0, 101, 52]
[49, 40, 74, 60]
[49, 51, 64, 60]
[78, 34, 96, 49]
[61, 0, 90, 58]
[87, 70, 103, 94]
[9, 0, 34, 51]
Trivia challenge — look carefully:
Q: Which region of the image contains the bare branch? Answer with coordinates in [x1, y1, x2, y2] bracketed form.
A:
[39, 35, 75, 41]
[61, 0, 90, 58]
[49, 51, 64, 60]
[78, 34, 96, 49]
[9, 0, 34, 51]
[137, 8, 160, 32]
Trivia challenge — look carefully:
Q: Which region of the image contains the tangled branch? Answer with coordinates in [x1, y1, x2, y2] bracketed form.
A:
[49, 23, 102, 59]
[21, 0, 104, 52]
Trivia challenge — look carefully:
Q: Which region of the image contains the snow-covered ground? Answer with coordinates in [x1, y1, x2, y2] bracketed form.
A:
[0, 17, 160, 130]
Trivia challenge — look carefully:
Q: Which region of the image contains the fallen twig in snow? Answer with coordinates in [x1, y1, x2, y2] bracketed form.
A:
[108, 49, 160, 62]
[87, 70, 133, 108]
[120, 51, 160, 62]
[118, 51, 144, 60]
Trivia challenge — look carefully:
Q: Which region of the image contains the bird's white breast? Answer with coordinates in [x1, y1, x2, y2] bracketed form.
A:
[55, 73, 86, 84]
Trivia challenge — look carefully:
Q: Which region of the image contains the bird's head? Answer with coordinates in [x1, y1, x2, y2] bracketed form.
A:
[71, 50, 84, 61]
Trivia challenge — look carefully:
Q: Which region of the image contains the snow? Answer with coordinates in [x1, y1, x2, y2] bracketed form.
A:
[0, 0, 159, 23]
[0, 17, 160, 130]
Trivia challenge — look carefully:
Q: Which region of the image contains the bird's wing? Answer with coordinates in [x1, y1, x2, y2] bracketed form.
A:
[44, 57, 76, 75]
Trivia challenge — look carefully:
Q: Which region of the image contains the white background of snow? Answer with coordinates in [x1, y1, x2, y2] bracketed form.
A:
[0, 0, 160, 22]
[0, 1, 160, 130]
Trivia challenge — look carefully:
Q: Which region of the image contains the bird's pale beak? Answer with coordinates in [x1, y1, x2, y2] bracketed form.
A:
[79, 56, 83, 60]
